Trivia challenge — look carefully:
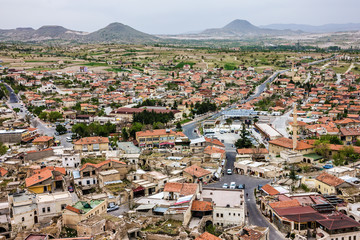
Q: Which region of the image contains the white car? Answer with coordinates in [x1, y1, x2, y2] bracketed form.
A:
[230, 182, 236, 189]
[222, 183, 228, 189]
[227, 169, 232, 175]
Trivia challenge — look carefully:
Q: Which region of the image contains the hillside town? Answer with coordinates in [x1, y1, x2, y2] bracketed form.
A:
[0, 44, 360, 240]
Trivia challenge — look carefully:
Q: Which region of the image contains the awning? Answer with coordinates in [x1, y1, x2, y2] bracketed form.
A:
[174, 195, 193, 205]
[160, 142, 175, 146]
[135, 204, 156, 211]
[153, 207, 168, 213]
[132, 186, 145, 192]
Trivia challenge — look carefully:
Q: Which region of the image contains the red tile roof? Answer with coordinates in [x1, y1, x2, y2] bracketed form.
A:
[0, 167, 8, 177]
[184, 165, 211, 178]
[74, 136, 109, 145]
[79, 159, 125, 171]
[237, 148, 269, 154]
[261, 184, 280, 196]
[163, 182, 198, 196]
[269, 199, 300, 209]
[65, 205, 81, 214]
[191, 200, 213, 212]
[317, 213, 360, 230]
[25, 169, 53, 187]
[195, 232, 221, 240]
[32, 136, 54, 143]
[269, 137, 313, 150]
[136, 129, 176, 138]
[316, 172, 345, 187]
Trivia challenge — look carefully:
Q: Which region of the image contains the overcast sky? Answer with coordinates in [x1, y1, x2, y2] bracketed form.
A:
[1, 0, 359, 34]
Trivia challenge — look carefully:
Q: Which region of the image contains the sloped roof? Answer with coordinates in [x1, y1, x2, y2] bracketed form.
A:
[269, 199, 300, 209]
[269, 137, 313, 150]
[261, 184, 280, 196]
[184, 165, 211, 178]
[32, 136, 53, 143]
[74, 136, 109, 145]
[195, 232, 221, 240]
[316, 172, 345, 187]
[191, 200, 213, 212]
[163, 182, 198, 196]
[25, 169, 53, 187]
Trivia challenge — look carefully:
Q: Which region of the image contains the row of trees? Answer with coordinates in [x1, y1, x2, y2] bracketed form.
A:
[192, 101, 217, 115]
[39, 111, 63, 122]
[133, 110, 174, 125]
[72, 122, 116, 138]
[314, 135, 359, 166]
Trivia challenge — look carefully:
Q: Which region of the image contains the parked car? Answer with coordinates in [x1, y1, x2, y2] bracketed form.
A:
[237, 184, 245, 189]
[107, 203, 119, 212]
[227, 169, 232, 175]
[323, 164, 333, 169]
[68, 186, 74, 192]
[230, 182, 236, 189]
[66, 137, 72, 142]
[222, 183, 228, 189]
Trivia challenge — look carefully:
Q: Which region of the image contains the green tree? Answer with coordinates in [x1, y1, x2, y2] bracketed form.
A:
[235, 124, 253, 149]
[289, 165, 297, 181]
[0, 142, 8, 155]
[56, 125, 67, 135]
[129, 122, 143, 138]
[13, 108, 20, 113]
[314, 141, 330, 160]
[225, 118, 233, 126]
[48, 112, 62, 122]
[176, 122, 182, 131]
[39, 112, 48, 121]
[121, 128, 129, 141]
[72, 123, 89, 138]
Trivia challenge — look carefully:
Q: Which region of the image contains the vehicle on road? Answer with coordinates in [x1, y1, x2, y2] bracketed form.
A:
[54, 132, 59, 136]
[230, 182, 236, 189]
[68, 186, 74, 192]
[66, 137, 72, 142]
[107, 203, 120, 212]
[222, 183, 228, 189]
[323, 164, 333, 169]
[227, 169, 232, 175]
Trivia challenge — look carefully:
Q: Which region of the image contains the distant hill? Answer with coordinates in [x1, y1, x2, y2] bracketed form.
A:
[85, 22, 158, 43]
[200, 19, 295, 37]
[260, 23, 360, 33]
[0, 23, 157, 43]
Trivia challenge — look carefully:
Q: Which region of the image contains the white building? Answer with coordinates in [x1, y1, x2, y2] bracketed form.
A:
[201, 188, 245, 227]
[8, 192, 36, 231]
[36, 192, 73, 223]
[62, 154, 80, 173]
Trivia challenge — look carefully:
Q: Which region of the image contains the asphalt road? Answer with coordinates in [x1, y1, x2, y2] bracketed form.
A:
[3, 83, 72, 147]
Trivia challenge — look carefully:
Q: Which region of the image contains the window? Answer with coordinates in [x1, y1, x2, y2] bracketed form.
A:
[87, 180, 90, 185]
[221, 214, 223, 218]
[22, 217, 24, 222]
[238, 214, 240, 216]
[229, 213, 231, 216]
[216, 213, 219, 217]
[61, 204, 66, 210]
[233, 213, 235, 216]
[42, 208, 46, 213]
[92, 170, 95, 175]
[93, 180, 96, 184]
[47, 207, 50, 212]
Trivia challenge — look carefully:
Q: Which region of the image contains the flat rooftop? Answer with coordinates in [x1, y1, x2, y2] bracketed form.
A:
[72, 200, 104, 214]
[201, 188, 244, 207]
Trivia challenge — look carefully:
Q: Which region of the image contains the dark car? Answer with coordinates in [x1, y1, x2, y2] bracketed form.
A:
[68, 186, 74, 192]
